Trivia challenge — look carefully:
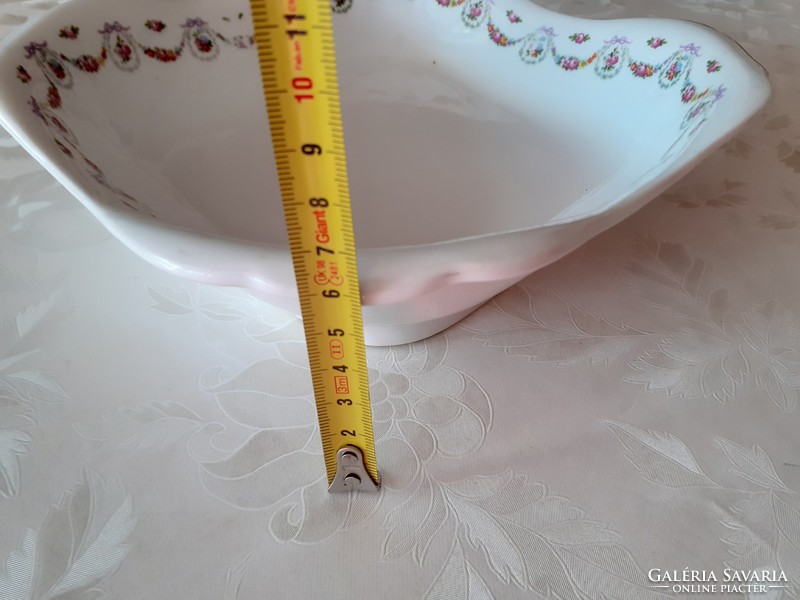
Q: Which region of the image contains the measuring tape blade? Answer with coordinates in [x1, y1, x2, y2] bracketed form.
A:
[249, 0, 379, 491]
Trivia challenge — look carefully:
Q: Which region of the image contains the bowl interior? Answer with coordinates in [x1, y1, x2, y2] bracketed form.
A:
[0, 0, 760, 249]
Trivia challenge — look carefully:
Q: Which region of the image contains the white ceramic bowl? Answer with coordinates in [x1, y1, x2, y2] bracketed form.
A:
[0, 0, 769, 345]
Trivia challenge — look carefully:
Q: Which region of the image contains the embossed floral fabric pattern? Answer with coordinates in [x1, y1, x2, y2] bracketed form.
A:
[1, 0, 800, 598]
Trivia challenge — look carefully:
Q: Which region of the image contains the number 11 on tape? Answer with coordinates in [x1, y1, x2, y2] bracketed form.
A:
[248, 0, 380, 492]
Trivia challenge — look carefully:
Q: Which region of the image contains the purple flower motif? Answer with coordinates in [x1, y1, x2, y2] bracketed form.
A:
[680, 43, 701, 56]
[538, 26, 557, 37]
[23, 41, 48, 59]
[604, 35, 631, 45]
[182, 17, 208, 28]
[98, 21, 130, 34]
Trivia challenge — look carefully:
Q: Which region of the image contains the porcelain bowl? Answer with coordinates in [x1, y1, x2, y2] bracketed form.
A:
[0, 0, 769, 345]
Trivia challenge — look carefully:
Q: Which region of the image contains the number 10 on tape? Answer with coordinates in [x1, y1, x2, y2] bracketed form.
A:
[248, 0, 380, 492]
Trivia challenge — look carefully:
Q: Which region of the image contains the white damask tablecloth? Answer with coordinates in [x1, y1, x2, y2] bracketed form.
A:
[1, 0, 799, 599]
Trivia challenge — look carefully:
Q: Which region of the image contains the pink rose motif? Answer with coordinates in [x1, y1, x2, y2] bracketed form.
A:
[16, 66, 31, 83]
[635, 64, 647, 77]
[47, 86, 61, 109]
[55, 140, 72, 157]
[562, 57, 579, 70]
[490, 31, 502, 43]
[47, 58, 66, 80]
[59, 26, 80, 40]
[666, 61, 681, 80]
[116, 43, 132, 62]
[605, 53, 619, 67]
[648, 37, 665, 49]
[682, 85, 697, 103]
[569, 32, 590, 44]
[437, 0, 449, 5]
[79, 55, 100, 72]
[145, 19, 166, 33]
[469, 6, 482, 17]
[195, 34, 213, 53]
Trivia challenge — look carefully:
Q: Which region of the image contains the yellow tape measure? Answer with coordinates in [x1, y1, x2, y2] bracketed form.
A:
[249, 0, 379, 491]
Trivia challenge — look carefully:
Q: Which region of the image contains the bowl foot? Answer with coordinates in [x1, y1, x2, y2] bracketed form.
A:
[363, 305, 480, 347]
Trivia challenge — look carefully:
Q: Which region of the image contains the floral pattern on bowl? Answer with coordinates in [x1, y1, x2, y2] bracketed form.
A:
[14, 17, 255, 216]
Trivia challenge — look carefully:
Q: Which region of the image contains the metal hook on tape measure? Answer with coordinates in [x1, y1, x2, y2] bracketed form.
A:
[329, 445, 381, 493]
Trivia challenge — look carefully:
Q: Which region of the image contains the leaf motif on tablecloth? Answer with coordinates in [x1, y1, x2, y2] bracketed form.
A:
[604, 420, 716, 487]
[147, 284, 194, 315]
[716, 437, 792, 492]
[383, 473, 448, 563]
[777, 139, 800, 172]
[4, 370, 71, 405]
[223, 555, 251, 600]
[243, 313, 303, 344]
[200, 358, 316, 429]
[626, 329, 748, 401]
[425, 538, 495, 600]
[627, 237, 727, 322]
[764, 114, 794, 130]
[725, 137, 755, 159]
[198, 302, 249, 321]
[74, 401, 204, 450]
[759, 214, 800, 230]
[14, 288, 73, 343]
[739, 302, 800, 412]
[723, 493, 777, 571]
[722, 491, 800, 596]
[0, 292, 72, 407]
[624, 238, 757, 401]
[0, 429, 30, 498]
[0, 469, 136, 600]
[445, 492, 527, 587]
[772, 494, 800, 587]
[760, 189, 800, 231]
[0, 528, 36, 600]
[270, 477, 382, 544]
[199, 426, 321, 510]
[437, 470, 669, 599]
[664, 180, 749, 210]
[470, 287, 649, 366]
